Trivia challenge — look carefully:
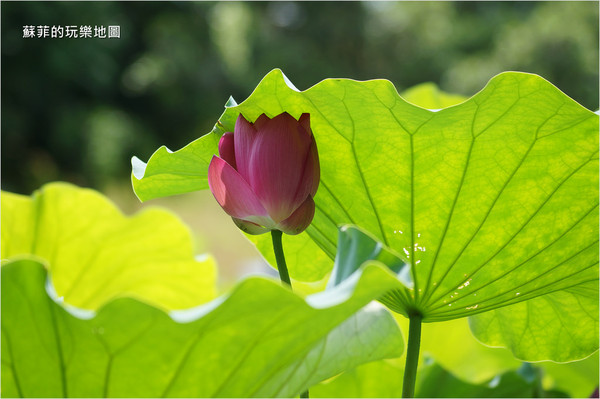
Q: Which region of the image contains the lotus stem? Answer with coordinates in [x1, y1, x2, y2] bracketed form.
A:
[271, 230, 291, 287]
[270, 230, 309, 398]
[402, 313, 423, 398]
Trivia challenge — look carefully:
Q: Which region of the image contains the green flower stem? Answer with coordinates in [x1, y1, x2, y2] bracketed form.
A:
[402, 313, 423, 398]
[270, 230, 309, 398]
[271, 230, 291, 286]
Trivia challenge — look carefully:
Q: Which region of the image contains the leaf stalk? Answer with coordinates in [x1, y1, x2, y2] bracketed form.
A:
[271, 230, 291, 286]
[270, 230, 309, 398]
[402, 313, 422, 398]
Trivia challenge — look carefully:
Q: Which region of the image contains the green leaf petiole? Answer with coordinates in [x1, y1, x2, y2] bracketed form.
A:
[271, 229, 310, 398]
[402, 313, 423, 398]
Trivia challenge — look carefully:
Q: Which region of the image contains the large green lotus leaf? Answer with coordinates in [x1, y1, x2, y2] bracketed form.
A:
[132, 71, 598, 314]
[132, 71, 598, 360]
[469, 280, 599, 362]
[1, 259, 404, 398]
[1, 182, 216, 311]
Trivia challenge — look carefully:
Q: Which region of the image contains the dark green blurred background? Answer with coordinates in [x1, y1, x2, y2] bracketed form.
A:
[2, 1, 599, 195]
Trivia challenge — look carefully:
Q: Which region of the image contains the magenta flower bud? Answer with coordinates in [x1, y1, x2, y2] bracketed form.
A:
[208, 112, 320, 235]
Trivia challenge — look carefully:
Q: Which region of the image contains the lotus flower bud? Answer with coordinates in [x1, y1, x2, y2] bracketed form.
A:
[208, 112, 320, 235]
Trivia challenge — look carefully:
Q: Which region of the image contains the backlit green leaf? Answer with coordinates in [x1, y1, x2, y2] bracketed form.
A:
[1, 259, 404, 398]
[469, 281, 599, 362]
[132, 71, 598, 360]
[1, 182, 216, 310]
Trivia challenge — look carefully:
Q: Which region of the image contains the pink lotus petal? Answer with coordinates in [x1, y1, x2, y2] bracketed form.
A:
[292, 137, 320, 205]
[253, 113, 271, 130]
[248, 113, 312, 222]
[231, 217, 269, 235]
[299, 113, 312, 137]
[208, 156, 269, 222]
[233, 114, 257, 182]
[307, 139, 320, 197]
[277, 195, 316, 235]
[218, 132, 237, 170]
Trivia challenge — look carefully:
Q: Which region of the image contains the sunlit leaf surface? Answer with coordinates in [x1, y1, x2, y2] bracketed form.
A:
[1, 259, 404, 398]
[469, 280, 599, 362]
[132, 71, 598, 361]
[1, 182, 216, 310]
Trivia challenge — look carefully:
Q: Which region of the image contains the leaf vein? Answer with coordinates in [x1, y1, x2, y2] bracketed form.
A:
[427, 157, 596, 306]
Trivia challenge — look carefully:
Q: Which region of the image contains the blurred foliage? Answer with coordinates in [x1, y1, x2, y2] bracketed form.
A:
[2, 1, 598, 194]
